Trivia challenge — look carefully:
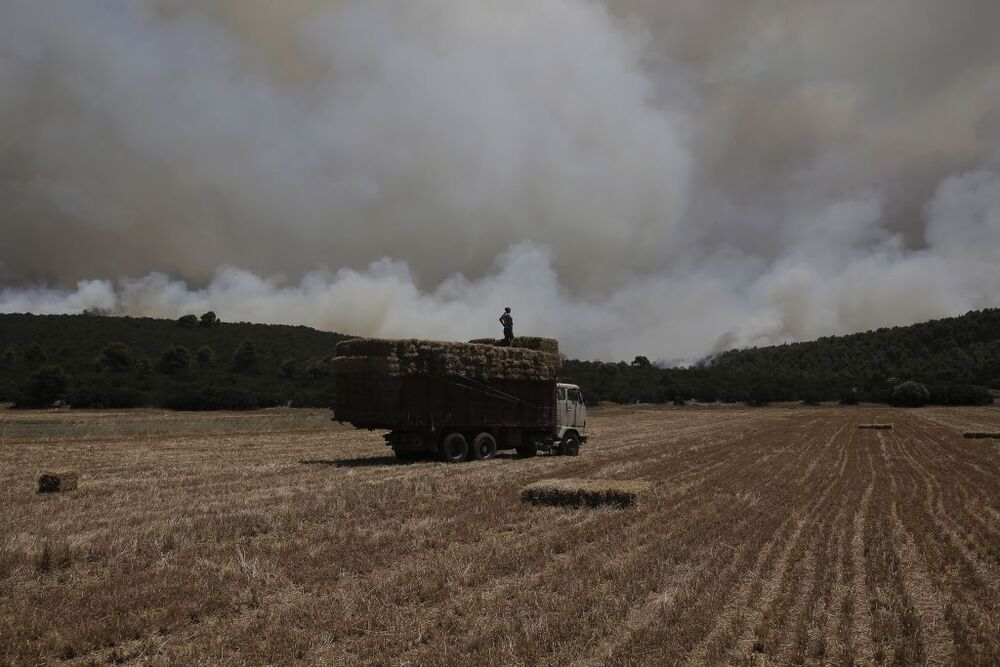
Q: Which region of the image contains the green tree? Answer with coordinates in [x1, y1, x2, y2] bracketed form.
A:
[20, 365, 69, 407]
[157, 345, 193, 374]
[24, 343, 46, 363]
[98, 342, 133, 372]
[196, 345, 217, 367]
[303, 357, 332, 381]
[891, 381, 930, 407]
[280, 357, 300, 379]
[1, 346, 16, 367]
[631, 355, 652, 368]
[231, 340, 258, 373]
[177, 314, 198, 328]
[199, 311, 219, 327]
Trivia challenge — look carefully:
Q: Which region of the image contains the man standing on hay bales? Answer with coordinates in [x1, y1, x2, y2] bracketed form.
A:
[499, 307, 514, 346]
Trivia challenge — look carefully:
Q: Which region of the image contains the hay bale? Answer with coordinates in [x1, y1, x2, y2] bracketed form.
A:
[858, 424, 893, 430]
[37, 472, 79, 494]
[520, 478, 652, 509]
[962, 432, 1000, 439]
[468, 337, 560, 355]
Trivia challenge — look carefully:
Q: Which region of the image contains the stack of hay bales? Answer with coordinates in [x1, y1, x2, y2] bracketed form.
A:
[520, 478, 652, 509]
[37, 472, 79, 493]
[335, 338, 560, 382]
[333, 338, 561, 427]
[468, 337, 560, 355]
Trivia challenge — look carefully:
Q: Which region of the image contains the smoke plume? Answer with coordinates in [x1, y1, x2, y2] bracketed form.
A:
[1, 0, 999, 360]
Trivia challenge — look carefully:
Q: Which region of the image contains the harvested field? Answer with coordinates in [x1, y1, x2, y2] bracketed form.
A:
[1, 405, 998, 664]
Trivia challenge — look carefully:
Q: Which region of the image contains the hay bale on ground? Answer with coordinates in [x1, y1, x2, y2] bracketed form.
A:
[520, 478, 652, 509]
[858, 424, 893, 430]
[37, 472, 79, 493]
[962, 432, 1000, 439]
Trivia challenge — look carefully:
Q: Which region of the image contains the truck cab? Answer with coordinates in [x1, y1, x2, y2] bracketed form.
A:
[555, 382, 587, 454]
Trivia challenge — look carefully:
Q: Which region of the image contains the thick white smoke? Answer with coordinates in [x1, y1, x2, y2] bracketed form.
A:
[1, 0, 999, 360]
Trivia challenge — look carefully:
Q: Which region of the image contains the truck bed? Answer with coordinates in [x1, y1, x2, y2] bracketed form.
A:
[334, 374, 556, 431]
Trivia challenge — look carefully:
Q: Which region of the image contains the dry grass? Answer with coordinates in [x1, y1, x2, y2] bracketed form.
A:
[1, 404, 998, 664]
[520, 478, 652, 508]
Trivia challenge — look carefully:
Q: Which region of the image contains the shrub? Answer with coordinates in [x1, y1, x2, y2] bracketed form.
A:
[890, 381, 930, 407]
[280, 357, 300, 379]
[166, 385, 259, 411]
[746, 384, 774, 407]
[839, 390, 859, 405]
[935, 384, 993, 406]
[135, 357, 152, 379]
[18, 365, 69, 407]
[303, 357, 333, 381]
[231, 340, 258, 373]
[196, 345, 217, 367]
[98, 342, 133, 372]
[24, 343, 46, 363]
[69, 386, 145, 408]
[157, 345, 193, 374]
[0, 346, 16, 367]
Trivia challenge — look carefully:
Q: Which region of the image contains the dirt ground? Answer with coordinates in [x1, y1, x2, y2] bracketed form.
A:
[1, 404, 998, 665]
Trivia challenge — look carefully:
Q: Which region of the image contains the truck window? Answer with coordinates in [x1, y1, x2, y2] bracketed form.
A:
[567, 388, 581, 402]
[557, 387, 566, 400]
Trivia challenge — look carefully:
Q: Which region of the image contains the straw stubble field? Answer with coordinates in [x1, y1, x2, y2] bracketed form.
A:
[1, 405, 998, 664]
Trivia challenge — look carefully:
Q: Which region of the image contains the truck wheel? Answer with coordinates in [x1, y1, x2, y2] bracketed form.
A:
[561, 433, 580, 456]
[516, 441, 538, 458]
[439, 432, 469, 463]
[472, 433, 497, 461]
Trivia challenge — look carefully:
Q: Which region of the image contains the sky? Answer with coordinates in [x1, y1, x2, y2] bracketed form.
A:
[1, 0, 999, 361]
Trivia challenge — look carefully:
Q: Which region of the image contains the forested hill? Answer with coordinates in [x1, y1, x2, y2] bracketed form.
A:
[2, 309, 998, 409]
[662, 309, 1000, 404]
[0, 313, 349, 408]
[568, 308, 1000, 406]
[705, 308, 1000, 382]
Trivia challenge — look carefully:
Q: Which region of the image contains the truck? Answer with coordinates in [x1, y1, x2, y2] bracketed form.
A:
[332, 337, 587, 462]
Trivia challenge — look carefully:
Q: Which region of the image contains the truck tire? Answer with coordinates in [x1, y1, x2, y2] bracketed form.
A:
[516, 440, 538, 458]
[561, 432, 580, 456]
[472, 432, 497, 461]
[439, 432, 469, 463]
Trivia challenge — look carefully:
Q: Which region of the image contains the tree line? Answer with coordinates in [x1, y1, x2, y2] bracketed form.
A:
[0, 313, 347, 409]
[2, 309, 998, 409]
[564, 309, 1000, 407]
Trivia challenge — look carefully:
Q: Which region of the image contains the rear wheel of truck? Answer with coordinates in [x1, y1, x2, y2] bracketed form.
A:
[472, 432, 497, 461]
[439, 432, 469, 463]
[561, 433, 580, 456]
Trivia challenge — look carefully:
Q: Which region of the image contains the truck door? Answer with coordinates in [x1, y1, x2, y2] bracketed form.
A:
[566, 387, 585, 428]
[556, 386, 568, 425]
